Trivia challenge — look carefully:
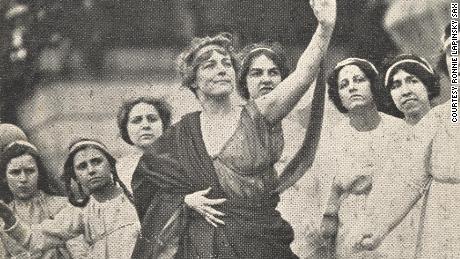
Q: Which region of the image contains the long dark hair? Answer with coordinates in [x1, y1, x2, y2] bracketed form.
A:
[62, 138, 134, 207]
[0, 141, 53, 203]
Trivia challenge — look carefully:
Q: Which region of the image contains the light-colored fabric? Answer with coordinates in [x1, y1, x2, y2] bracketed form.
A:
[116, 150, 143, 193]
[415, 103, 460, 258]
[5, 192, 140, 259]
[364, 102, 460, 258]
[0, 191, 88, 259]
[328, 113, 416, 258]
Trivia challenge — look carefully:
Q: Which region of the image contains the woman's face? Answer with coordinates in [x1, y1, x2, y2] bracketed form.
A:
[127, 102, 163, 148]
[73, 147, 113, 194]
[6, 154, 39, 201]
[194, 48, 236, 98]
[389, 69, 430, 116]
[337, 65, 374, 111]
[246, 54, 282, 99]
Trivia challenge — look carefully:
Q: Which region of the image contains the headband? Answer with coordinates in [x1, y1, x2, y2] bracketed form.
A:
[6, 140, 38, 152]
[69, 140, 107, 154]
[334, 58, 379, 75]
[443, 36, 452, 51]
[384, 59, 434, 87]
[241, 47, 277, 66]
[192, 45, 227, 65]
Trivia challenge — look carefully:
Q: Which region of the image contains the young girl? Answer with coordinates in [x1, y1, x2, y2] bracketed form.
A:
[0, 139, 140, 259]
[0, 141, 88, 258]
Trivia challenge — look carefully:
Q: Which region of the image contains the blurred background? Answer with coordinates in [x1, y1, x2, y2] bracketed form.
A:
[0, 0, 451, 191]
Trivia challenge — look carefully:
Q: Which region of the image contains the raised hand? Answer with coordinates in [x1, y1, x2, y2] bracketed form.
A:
[0, 200, 16, 229]
[184, 187, 227, 228]
[310, 0, 337, 29]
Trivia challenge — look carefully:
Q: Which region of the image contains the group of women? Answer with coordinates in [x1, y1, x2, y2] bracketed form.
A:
[0, 0, 458, 258]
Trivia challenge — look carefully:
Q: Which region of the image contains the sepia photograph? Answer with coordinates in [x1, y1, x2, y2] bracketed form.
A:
[0, 0, 458, 258]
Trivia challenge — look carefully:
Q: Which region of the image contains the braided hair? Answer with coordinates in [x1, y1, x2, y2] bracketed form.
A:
[63, 138, 134, 207]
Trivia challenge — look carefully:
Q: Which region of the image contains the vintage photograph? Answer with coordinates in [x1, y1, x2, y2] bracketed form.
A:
[0, 0, 458, 258]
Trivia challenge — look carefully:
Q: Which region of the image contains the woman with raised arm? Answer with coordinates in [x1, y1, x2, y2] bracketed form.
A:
[131, 0, 336, 258]
[355, 25, 460, 258]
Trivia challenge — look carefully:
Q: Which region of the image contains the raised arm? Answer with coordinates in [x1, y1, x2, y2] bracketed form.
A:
[255, 0, 336, 124]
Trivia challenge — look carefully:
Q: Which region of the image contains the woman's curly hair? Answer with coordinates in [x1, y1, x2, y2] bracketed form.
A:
[176, 32, 239, 95]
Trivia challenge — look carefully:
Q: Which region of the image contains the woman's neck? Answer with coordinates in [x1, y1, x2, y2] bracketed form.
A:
[404, 105, 431, 126]
[199, 94, 235, 117]
[348, 104, 381, 132]
[13, 191, 42, 205]
[92, 183, 122, 203]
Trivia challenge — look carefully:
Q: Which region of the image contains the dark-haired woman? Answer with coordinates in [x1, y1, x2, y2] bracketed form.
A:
[236, 41, 322, 257]
[116, 96, 172, 193]
[0, 139, 140, 258]
[132, 0, 336, 257]
[356, 29, 460, 258]
[320, 57, 407, 258]
[0, 141, 87, 258]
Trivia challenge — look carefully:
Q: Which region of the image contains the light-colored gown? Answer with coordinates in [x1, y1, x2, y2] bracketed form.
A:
[325, 113, 417, 258]
[409, 103, 460, 258]
[0, 191, 88, 259]
[4, 192, 140, 259]
[365, 102, 460, 258]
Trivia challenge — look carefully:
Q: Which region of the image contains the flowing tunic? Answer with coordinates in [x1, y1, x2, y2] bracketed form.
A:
[0, 191, 88, 259]
[5, 193, 140, 259]
[364, 102, 460, 258]
[405, 103, 460, 258]
[324, 113, 415, 258]
[132, 100, 297, 259]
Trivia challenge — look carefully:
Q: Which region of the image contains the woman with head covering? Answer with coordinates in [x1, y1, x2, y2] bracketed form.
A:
[131, 0, 336, 257]
[0, 141, 88, 258]
[116, 96, 172, 192]
[0, 123, 28, 153]
[318, 57, 407, 258]
[355, 24, 460, 258]
[0, 138, 140, 258]
[384, 54, 441, 125]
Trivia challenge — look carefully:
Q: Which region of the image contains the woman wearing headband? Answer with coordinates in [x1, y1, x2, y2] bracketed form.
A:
[236, 40, 327, 257]
[319, 57, 407, 258]
[384, 54, 441, 125]
[0, 141, 87, 258]
[116, 96, 172, 192]
[131, 0, 336, 257]
[356, 26, 460, 258]
[0, 139, 140, 258]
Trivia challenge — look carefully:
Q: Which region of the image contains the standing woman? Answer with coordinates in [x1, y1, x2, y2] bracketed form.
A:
[236, 41, 324, 257]
[116, 97, 172, 192]
[236, 41, 309, 173]
[131, 0, 336, 258]
[356, 24, 460, 258]
[320, 57, 405, 258]
[0, 141, 87, 258]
